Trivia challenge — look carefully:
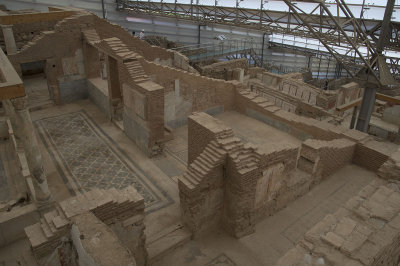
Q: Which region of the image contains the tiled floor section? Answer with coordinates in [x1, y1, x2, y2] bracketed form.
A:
[30, 100, 180, 239]
[35, 110, 172, 212]
[154, 164, 380, 266]
[205, 253, 237, 266]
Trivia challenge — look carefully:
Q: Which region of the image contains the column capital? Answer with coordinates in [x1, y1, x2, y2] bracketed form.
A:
[10, 96, 28, 111]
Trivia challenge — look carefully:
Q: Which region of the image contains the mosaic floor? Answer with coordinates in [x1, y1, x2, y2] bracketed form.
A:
[205, 253, 237, 266]
[35, 110, 172, 213]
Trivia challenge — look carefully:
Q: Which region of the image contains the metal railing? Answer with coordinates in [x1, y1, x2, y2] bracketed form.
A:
[172, 38, 262, 66]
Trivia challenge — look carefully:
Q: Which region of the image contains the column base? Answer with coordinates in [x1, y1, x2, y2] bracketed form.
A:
[35, 196, 55, 213]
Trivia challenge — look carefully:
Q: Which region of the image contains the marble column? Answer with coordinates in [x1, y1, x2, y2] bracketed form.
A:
[3, 100, 24, 151]
[1, 25, 17, 54]
[8, 96, 52, 208]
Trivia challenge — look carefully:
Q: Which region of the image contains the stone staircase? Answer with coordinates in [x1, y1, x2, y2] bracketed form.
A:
[180, 140, 227, 190]
[180, 127, 260, 190]
[103, 37, 139, 61]
[239, 89, 281, 112]
[82, 28, 101, 45]
[24, 206, 69, 259]
[229, 142, 260, 174]
[124, 60, 150, 83]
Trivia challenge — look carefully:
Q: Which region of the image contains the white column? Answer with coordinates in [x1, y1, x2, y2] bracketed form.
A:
[8, 96, 52, 208]
[1, 25, 17, 54]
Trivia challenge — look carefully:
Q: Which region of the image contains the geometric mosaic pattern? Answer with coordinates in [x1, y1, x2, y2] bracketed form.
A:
[205, 253, 237, 266]
[35, 111, 173, 213]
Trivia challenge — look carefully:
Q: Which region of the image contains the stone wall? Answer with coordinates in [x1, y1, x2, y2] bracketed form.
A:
[255, 71, 363, 112]
[298, 138, 356, 180]
[336, 81, 363, 107]
[8, 12, 94, 104]
[235, 89, 394, 172]
[91, 16, 196, 73]
[24, 187, 146, 265]
[87, 78, 112, 120]
[180, 112, 357, 239]
[378, 147, 400, 181]
[199, 58, 248, 80]
[123, 80, 164, 157]
[0, 21, 57, 51]
[276, 180, 400, 266]
[141, 59, 238, 128]
[249, 80, 335, 119]
[71, 212, 137, 266]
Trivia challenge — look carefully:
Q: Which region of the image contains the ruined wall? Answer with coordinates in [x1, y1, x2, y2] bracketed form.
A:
[180, 112, 358, 239]
[378, 147, 400, 180]
[71, 212, 137, 266]
[253, 144, 299, 220]
[8, 12, 94, 104]
[122, 80, 164, 157]
[179, 113, 231, 236]
[336, 82, 363, 107]
[250, 80, 336, 119]
[277, 181, 400, 266]
[24, 187, 146, 265]
[87, 78, 111, 120]
[235, 89, 393, 172]
[298, 138, 356, 180]
[141, 59, 237, 128]
[200, 58, 249, 80]
[91, 16, 196, 73]
[0, 21, 57, 51]
[258, 71, 349, 111]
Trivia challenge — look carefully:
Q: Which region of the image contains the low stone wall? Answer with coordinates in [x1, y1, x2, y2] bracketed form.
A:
[298, 138, 356, 180]
[71, 212, 137, 266]
[276, 180, 400, 266]
[378, 147, 400, 180]
[58, 77, 87, 104]
[24, 187, 146, 265]
[0, 204, 39, 248]
[87, 79, 111, 120]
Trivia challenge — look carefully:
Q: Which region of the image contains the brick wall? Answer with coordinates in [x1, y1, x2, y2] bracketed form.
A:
[353, 140, 392, 172]
[181, 112, 359, 238]
[235, 89, 394, 172]
[25, 187, 146, 265]
[298, 138, 356, 180]
[141, 59, 237, 115]
[8, 12, 95, 104]
[0, 21, 58, 51]
[199, 58, 249, 80]
[187, 112, 232, 164]
[122, 80, 164, 157]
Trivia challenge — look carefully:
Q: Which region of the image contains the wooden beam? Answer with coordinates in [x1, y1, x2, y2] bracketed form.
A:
[376, 93, 400, 105]
[0, 49, 26, 100]
[335, 92, 400, 112]
[336, 98, 362, 112]
[0, 10, 74, 25]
